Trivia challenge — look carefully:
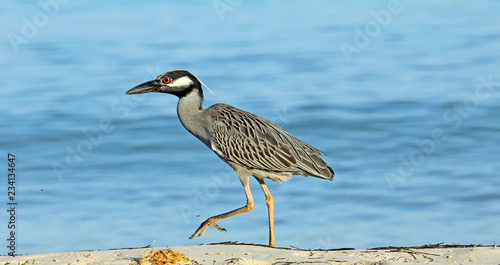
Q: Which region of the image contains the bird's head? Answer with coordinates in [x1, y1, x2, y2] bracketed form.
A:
[125, 69, 202, 98]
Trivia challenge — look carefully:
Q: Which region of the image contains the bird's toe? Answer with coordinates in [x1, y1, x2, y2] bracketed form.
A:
[212, 222, 226, 233]
[189, 218, 227, 239]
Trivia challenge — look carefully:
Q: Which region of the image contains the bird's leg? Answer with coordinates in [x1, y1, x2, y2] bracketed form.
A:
[256, 178, 275, 247]
[189, 182, 255, 239]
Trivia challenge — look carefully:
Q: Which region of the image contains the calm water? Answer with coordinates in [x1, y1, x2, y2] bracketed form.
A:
[1, 1, 499, 255]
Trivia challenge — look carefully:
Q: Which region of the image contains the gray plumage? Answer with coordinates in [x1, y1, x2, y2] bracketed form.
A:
[208, 103, 334, 182]
[126, 69, 334, 247]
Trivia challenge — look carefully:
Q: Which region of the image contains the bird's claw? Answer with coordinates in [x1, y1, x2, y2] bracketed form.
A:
[212, 222, 226, 232]
[189, 218, 226, 239]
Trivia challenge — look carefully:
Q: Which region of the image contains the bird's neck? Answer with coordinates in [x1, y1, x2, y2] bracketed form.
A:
[176, 89, 210, 146]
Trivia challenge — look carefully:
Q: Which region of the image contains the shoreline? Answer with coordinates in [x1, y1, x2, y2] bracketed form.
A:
[1, 244, 498, 264]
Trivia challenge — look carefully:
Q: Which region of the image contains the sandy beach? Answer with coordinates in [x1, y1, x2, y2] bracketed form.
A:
[1, 244, 498, 265]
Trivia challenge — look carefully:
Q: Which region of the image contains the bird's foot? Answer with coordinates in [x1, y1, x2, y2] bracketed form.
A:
[189, 217, 226, 239]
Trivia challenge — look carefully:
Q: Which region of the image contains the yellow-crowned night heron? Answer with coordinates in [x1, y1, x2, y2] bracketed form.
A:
[126, 69, 334, 247]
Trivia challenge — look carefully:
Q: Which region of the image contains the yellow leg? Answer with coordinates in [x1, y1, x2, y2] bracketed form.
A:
[256, 178, 275, 247]
[190, 182, 254, 239]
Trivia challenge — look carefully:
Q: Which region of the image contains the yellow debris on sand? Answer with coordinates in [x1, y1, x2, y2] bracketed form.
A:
[139, 247, 191, 265]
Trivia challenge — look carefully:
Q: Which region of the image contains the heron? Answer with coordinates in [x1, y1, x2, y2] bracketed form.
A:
[125, 69, 334, 247]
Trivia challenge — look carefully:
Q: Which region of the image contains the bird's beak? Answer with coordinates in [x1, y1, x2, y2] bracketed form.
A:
[125, 80, 158, 95]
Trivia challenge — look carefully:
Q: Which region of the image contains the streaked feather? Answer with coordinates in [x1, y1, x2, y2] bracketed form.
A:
[207, 104, 334, 180]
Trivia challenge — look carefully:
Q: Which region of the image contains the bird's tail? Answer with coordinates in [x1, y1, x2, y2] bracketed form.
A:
[326, 165, 335, 180]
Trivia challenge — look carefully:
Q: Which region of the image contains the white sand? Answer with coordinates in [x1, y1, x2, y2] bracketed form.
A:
[1, 244, 498, 265]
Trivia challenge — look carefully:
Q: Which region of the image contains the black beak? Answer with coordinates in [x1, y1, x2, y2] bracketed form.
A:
[125, 80, 158, 95]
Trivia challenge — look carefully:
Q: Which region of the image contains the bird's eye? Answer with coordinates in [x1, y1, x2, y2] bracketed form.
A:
[162, 77, 172, 84]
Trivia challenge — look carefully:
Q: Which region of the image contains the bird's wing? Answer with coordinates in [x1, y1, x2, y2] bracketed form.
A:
[208, 104, 334, 180]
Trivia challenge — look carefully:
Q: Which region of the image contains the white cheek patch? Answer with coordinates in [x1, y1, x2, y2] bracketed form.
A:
[169, 76, 194, 88]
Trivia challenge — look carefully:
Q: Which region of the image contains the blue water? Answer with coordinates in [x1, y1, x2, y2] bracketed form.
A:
[1, 1, 499, 255]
